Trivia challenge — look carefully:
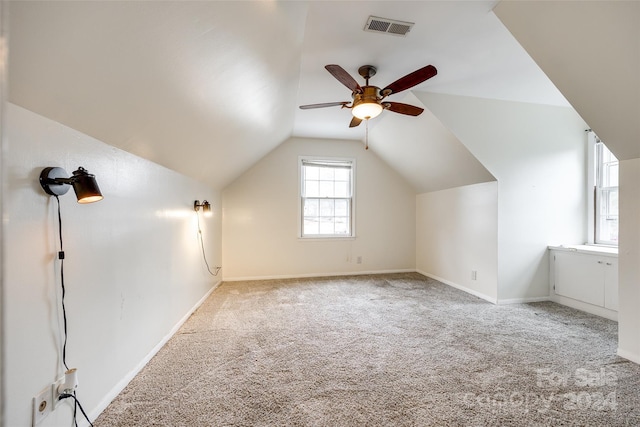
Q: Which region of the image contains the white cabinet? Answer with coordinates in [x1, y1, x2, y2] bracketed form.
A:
[603, 258, 619, 310]
[549, 246, 618, 317]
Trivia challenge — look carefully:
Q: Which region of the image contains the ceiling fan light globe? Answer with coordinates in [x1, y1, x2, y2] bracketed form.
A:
[352, 102, 383, 120]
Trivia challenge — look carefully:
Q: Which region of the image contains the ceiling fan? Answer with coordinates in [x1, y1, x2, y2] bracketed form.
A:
[299, 64, 437, 128]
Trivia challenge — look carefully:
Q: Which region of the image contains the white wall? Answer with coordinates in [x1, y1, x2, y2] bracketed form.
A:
[417, 93, 587, 301]
[494, 0, 640, 364]
[5, 103, 222, 426]
[222, 137, 415, 280]
[618, 158, 640, 362]
[416, 181, 498, 302]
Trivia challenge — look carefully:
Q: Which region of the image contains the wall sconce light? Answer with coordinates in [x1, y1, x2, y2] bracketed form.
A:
[194, 200, 212, 217]
[39, 166, 103, 204]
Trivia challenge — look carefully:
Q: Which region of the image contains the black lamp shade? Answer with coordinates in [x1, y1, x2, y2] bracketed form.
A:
[39, 166, 103, 203]
[71, 169, 103, 204]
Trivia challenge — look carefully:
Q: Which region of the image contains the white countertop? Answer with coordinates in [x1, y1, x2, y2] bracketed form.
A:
[548, 244, 618, 256]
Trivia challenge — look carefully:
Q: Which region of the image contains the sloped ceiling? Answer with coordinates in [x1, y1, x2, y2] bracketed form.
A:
[495, 1, 640, 161]
[369, 92, 494, 193]
[9, 1, 308, 190]
[294, 1, 568, 142]
[9, 1, 569, 191]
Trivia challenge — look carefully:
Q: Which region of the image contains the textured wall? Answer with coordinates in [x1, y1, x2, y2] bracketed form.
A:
[222, 137, 416, 280]
[416, 182, 498, 302]
[618, 158, 640, 362]
[5, 104, 221, 426]
[418, 93, 587, 301]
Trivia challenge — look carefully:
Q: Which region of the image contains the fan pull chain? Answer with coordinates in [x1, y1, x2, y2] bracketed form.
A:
[365, 118, 369, 150]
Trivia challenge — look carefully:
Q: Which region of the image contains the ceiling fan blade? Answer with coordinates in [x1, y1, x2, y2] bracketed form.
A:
[381, 65, 437, 96]
[349, 116, 362, 128]
[384, 102, 424, 116]
[299, 101, 349, 110]
[325, 65, 362, 93]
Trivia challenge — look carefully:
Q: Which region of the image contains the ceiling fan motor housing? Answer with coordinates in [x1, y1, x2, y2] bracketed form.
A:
[353, 86, 380, 104]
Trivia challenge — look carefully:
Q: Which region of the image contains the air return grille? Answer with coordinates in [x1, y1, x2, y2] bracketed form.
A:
[364, 16, 414, 37]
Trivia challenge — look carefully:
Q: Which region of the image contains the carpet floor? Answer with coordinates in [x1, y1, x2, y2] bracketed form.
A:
[95, 273, 640, 426]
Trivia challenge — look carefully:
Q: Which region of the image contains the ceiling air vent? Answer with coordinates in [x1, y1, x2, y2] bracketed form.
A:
[364, 16, 414, 37]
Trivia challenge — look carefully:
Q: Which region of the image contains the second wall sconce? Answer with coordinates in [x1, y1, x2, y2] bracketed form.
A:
[194, 200, 212, 217]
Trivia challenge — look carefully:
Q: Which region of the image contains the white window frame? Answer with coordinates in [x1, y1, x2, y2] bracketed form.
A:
[586, 131, 618, 246]
[298, 156, 356, 239]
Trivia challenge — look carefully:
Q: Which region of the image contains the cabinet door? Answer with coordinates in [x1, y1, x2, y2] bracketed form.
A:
[604, 257, 619, 310]
[554, 251, 605, 306]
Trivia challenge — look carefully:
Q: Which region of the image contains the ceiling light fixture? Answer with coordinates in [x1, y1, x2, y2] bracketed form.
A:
[194, 200, 212, 217]
[352, 101, 383, 120]
[39, 167, 103, 204]
[351, 86, 383, 120]
[299, 63, 434, 130]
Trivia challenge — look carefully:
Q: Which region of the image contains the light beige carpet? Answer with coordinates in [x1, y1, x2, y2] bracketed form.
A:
[95, 273, 640, 426]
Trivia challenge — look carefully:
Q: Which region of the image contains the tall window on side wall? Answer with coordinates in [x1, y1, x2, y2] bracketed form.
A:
[300, 157, 355, 238]
[591, 133, 619, 245]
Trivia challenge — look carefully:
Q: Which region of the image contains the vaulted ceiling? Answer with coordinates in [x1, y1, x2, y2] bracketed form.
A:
[9, 1, 571, 191]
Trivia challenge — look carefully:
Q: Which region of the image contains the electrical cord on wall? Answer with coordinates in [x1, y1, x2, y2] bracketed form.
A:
[53, 195, 95, 427]
[196, 210, 221, 276]
[59, 394, 93, 427]
[54, 195, 70, 371]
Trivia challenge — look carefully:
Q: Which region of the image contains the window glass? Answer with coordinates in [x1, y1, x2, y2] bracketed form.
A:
[595, 142, 618, 245]
[300, 158, 354, 238]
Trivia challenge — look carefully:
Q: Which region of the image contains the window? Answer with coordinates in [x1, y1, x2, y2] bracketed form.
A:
[300, 157, 354, 238]
[595, 141, 618, 245]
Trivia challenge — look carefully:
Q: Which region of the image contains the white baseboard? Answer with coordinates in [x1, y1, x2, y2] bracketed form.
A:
[617, 348, 640, 365]
[90, 280, 222, 421]
[550, 294, 618, 321]
[416, 270, 498, 304]
[223, 269, 416, 282]
[497, 296, 551, 305]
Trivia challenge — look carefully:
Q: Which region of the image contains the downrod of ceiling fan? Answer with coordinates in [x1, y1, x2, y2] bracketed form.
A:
[358, 65, 377, 85]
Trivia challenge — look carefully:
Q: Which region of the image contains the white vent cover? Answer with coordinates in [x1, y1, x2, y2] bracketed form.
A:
[364, 16, 414, 37]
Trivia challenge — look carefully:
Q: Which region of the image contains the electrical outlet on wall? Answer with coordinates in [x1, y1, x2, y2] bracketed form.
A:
[356, 256, 362, 264]
[32, 386, 53, 426]
[471, 270, 478, 280]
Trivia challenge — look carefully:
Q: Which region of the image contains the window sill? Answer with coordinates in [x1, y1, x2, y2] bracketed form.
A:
[298, 236, 356, 242]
